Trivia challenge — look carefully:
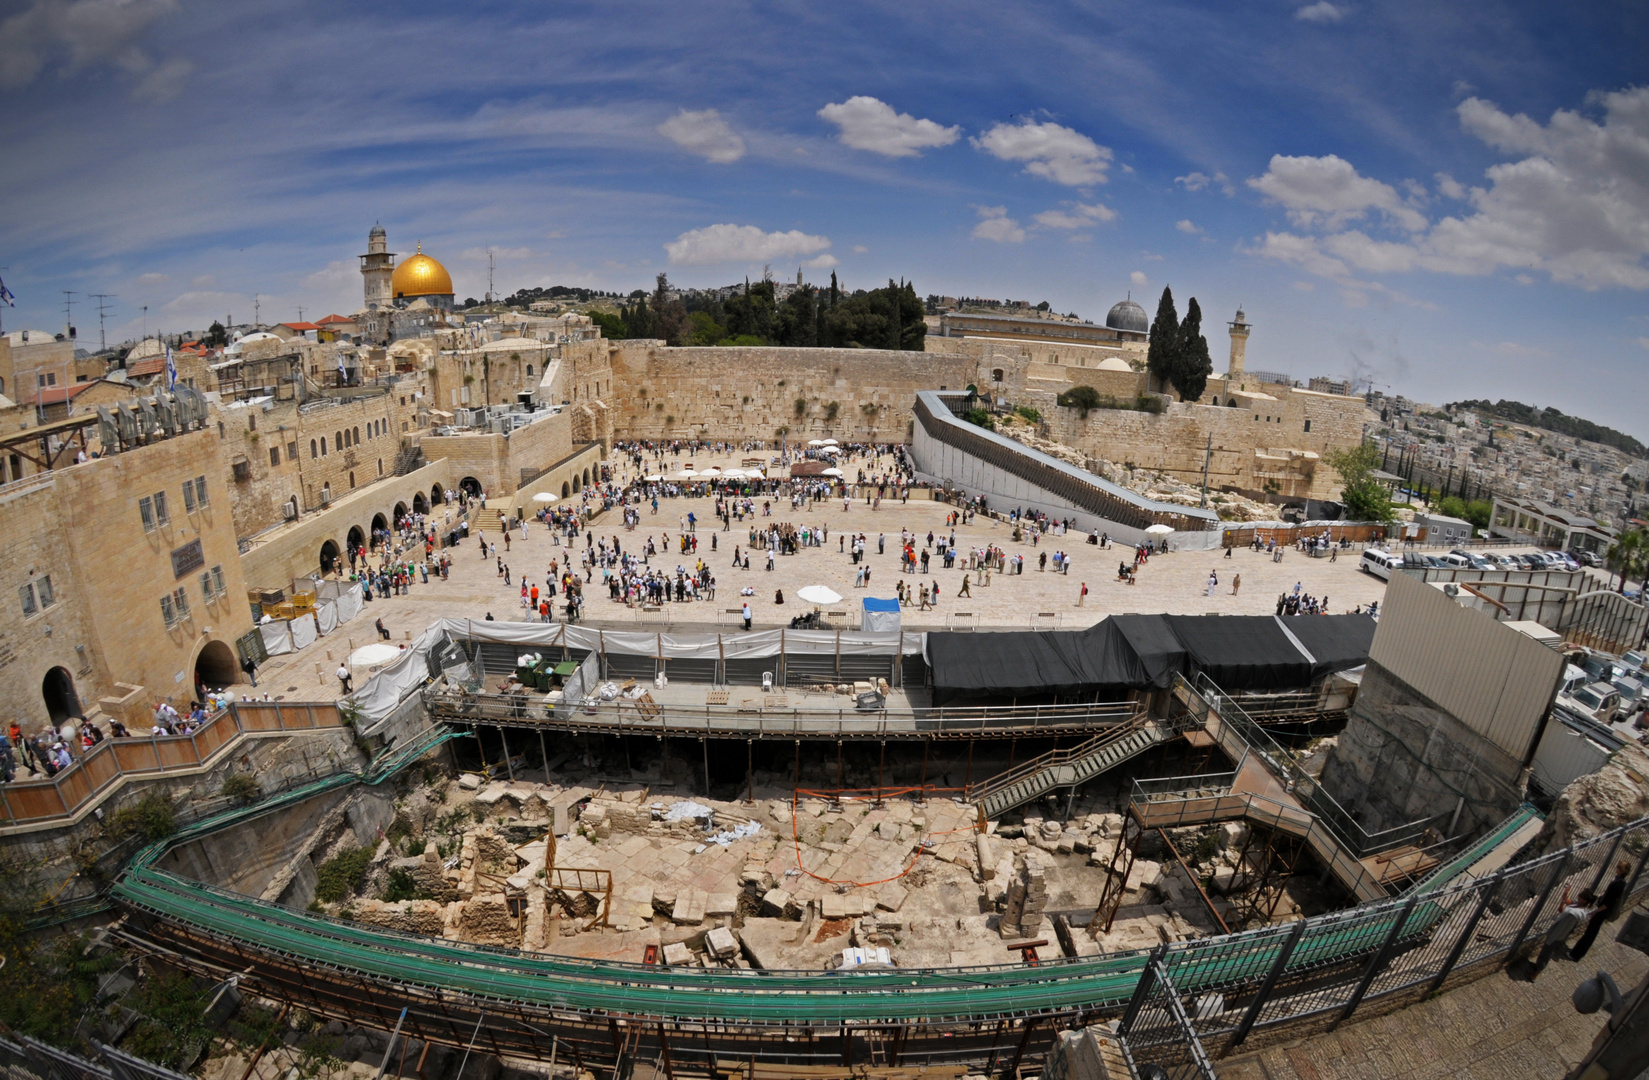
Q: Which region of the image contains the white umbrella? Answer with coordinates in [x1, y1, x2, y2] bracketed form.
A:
[797, 585, 843, 605]
[533, 492, 559, 503]
[700, 466, 721, 475]
[820, 438, 839, 445]
[1144, 523, 1175, 535]
[745, 468, 764, 478]
[722, 468, 745, 478]
[807, 439, 825, 447]
[644, 474, 664, 482]
[821, 467, 844, 477]
[350, 643, 401, 667]
[819, 445, 841, 455]
[674, 469, 697, 479]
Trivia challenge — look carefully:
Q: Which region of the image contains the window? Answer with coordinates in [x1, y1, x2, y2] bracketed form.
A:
[526, 365, 533, 376]
[161, 586, 190, 629]
[200, 564, 227, 603]
[181, 475, 208, 513]
[139, 490, 170, 530]
[1304, 419, 1312, 433]
[334, 432, 342, 452]
[377, 458, 383, 475]
[310, 439, 318, 459]
[248, 414, 256, 432]
[36, 372, 56, 388]
[320, 439, 327, 457]
[353, 426, 360, 445]
[19, 583, 36, 617]
[270, 447, 281, 467]
[287, 441, 298, 462]
[36, 575, 53, 608]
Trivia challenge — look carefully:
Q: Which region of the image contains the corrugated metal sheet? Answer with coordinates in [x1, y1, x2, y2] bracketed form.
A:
[1369, 571, 1564, 762]
[1530, 716, 1617, 792]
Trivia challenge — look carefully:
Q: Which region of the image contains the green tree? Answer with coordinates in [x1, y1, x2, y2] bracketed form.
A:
[1605, 528, 1646, 594]
[686, 310, 725, 345]
[1146, 286, 1180, 392]
[651, 273, 689, 346]
[585, 310, 626, 339]
[1325, 442, 1395, 522]
[203, 320, 228, 348]
[1173, 297, 1213, 401]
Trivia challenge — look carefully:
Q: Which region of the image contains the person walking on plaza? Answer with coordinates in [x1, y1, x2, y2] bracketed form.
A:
[336, 663, 353, 694]
[742, 602, 752, 630]
[1079, 581, 1087, 606]
[1232, 573, 1241, 596]
[1206, 571, 1218, 597]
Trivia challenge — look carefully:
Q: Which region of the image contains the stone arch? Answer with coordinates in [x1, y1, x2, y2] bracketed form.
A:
[582, 467, 590, 487]
[393, 502, 408, 525]
[370, 512, 388, 545]
[526, 364, 534, 377]
[572, 475, 581, 493]
[353, 426, 360, 445]
[42, 666, 81, 725]
[287, 495, 299, 520]
[347, 525, 365, 555]
[193, 639, 238, 692]
[561, 481, 571, 498]
[460, 476, 482, 498]
[412, 492, 428, 514]
[430, 483, 445, 505]
[349, 471, 356, 489]
[319, 538, 341, 575]
[310, 438, 318, 459]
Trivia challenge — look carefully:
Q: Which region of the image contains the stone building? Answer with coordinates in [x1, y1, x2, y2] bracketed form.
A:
[0, 420, 253, 732]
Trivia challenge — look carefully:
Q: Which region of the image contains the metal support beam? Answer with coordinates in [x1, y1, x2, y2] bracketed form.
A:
[1506, 851, 1573, 970]
[1427, 875, 1505, 997]
[1225, 920, 1305, 1053]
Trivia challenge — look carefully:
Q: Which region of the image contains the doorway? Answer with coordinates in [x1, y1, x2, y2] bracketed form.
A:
[42, 667, 81, 724]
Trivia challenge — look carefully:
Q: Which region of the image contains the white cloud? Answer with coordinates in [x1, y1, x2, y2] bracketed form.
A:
[1434, 172, 1466, 200]
[1175, 170, 1233, 195]
[663, 223, 830, 265]
[0, 0, 182, 89]
[1175, 219, 1202, 235]
[1251, 87, 1649, 292]
[190, 275, 214, 289]
[1130, 270, 1148, 286]
[1295, 2, 1347, 24]
[973, 120, 1111, 186]
[1033, 202, 1115, 228]
[816, 96, 959, 158]
[657, 109, 745, 163]
[971, 205, 1025, 243]
[1248, 154, 1428, 231]
[851, 245, 868, 254]
[135, 272, 169, 286]
[802, 254, 838, 269]
[1637, 337, 1649, 349]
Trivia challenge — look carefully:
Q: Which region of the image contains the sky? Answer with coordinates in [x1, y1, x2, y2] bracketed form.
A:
[2, 0, 1648, 437]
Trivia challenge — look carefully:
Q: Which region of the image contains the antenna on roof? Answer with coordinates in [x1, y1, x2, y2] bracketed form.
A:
[90, 294, 115, 352]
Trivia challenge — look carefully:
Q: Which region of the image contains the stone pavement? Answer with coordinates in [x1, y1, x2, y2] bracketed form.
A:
[1219, 931, 1649, 1080]
[249, 448, 1397, 703]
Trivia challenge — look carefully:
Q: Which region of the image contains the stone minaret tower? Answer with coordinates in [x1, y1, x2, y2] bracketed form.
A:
[359, 224, 395, 310]
[1227, 307, 1250, 381]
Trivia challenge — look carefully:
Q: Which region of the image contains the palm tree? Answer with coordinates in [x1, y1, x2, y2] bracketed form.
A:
[1605, 527, 1647, 593]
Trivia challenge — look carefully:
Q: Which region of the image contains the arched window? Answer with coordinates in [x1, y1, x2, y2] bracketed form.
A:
[991, 368, 1004, 382]
[320, 438, 327, 456]
[526, 365, 534, 377]
[1211, 397, 1219, 406]
[310, 439, 318, 459]
[377, 458, 383, 476]
[353, 426, 360, 445]
[334, 432, 342, 452]
[349, 472, 355, 488]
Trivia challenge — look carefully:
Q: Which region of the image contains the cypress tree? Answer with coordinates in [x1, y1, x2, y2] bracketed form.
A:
[1174, 297, 1213, 402]
[1146, 286, 1180, 392]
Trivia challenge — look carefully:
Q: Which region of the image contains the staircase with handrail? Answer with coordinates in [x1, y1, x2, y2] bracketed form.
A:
[966, 713, 1175, 822]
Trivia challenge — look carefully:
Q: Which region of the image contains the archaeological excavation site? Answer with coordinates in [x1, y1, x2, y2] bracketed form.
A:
[11, 577, 1649, 1080]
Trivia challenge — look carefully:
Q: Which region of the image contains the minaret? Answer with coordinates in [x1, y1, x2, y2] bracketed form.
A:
[1227, 307, 1250, 381]
[359, 224, 395, 310]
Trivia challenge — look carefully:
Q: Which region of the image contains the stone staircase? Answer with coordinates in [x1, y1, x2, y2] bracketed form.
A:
[968, 718, 1171, 822]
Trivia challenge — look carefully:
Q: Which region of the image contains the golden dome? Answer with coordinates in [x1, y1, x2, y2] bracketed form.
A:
[391, 244, 453, 298]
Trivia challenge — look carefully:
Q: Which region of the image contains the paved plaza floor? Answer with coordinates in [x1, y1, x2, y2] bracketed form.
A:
[253, 449, 1402, 702]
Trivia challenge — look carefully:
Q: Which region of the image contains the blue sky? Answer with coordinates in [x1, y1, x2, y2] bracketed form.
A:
[3, 0, 1648, 436]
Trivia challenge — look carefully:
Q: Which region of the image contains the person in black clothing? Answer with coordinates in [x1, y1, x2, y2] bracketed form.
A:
[1570, 861, 1633, 961]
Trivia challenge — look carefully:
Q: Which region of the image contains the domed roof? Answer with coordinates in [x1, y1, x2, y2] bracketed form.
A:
[1106, 298, 1148, 334]
[1097, 355, 1133, 371]
[392, 245, 453, 299]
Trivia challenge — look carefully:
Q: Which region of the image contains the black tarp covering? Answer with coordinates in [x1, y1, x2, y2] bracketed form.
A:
[1109, 614, 1189, 690]
[1280, 613, 1377, 681]
[1161, 615, 1313, 690]
[925, 613, 1375, 702]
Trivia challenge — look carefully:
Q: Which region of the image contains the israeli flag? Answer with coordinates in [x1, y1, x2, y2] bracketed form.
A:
[165, 345, 177, 389]
[0, 278, 13, 307]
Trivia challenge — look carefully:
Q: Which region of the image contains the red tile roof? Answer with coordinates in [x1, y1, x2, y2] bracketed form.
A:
[127, 355, 167, 376]
[315, 314, 355, 325]
[280, 322, 321, 332]
[37, 383, 95, 405]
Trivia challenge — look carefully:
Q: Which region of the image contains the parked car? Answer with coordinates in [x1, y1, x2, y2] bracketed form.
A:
[1450, 549, 1493, 570]
[1568, 549, 1603, 568]
[1360, 548, 1402, 580]
[1436, 552, 1471, 569]
[1558, 681, 1623, 726]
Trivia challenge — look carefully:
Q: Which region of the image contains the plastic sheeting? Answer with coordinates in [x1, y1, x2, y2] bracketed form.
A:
[289, 613, 318, 651]
[334, 587, 363, 626]
[315, 601, 338, 635]
[1281, 614, 1377, 682]
[1163, 615, 1312, 690]
[862, 597, 901, 634]
[259, 620, 293, 657]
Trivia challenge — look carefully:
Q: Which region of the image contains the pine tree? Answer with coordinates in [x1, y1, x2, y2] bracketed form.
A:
[1146, 286, 1180, 392]
[1174, 297, 1213, 402]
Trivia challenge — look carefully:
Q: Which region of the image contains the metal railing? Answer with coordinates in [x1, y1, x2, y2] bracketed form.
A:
[964, 714, 1157, 804]
[1180, 673, 1433, 856]
[0, 1032, 197, 1080]
[1118, 957, 1219, 1080]
[426, 685, 1142, 739]
[0, 701, 346, 828]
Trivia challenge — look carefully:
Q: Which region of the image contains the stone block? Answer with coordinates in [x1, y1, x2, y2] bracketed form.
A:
[662, 942, 691, 967]
[671, 888, 707, 926]
[875, 883, 908, 913]
[976, 835, 997, 879]
[821, 893, 848, 920]
[760, 888, 794, 918]
[705, 926, 739, 959]
[457, 773, 482, 791]
[706, 893, 738, 918]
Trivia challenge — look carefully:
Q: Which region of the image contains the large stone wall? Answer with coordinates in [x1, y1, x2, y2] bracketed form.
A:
[420, 408, 575, 498]
[609, 342, 986, 443]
